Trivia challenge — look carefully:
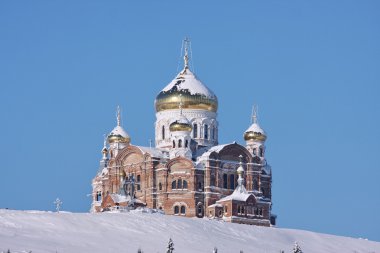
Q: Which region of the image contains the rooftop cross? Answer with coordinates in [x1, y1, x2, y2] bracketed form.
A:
[252, 105, 258, 124]
[116, 106, 121, 126]
[183, 37, 190, 69]
[53, 198, 63, 213]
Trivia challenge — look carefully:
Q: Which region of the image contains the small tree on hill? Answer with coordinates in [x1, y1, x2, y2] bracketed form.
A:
[166, 238, 174, 253]
[293, 241, 303, 253]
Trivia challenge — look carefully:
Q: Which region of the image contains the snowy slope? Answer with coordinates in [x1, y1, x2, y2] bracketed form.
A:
[0, 209, 379, 253]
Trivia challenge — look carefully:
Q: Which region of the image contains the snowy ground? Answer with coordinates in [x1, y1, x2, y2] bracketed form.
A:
[0, 209, 379, 253]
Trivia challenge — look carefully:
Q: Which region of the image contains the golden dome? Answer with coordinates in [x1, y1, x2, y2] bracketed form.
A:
[155, 68, 218, 113]
[107, 106, 131, 144]
[169, 121, 193, 132]
[107, 126, 131, 144]
[243, 130, 267, 142]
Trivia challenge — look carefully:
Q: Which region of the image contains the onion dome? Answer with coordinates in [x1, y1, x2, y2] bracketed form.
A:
[108, 125, 131, 143]
[169, 114, 192, 132]
[169, 97, 193, 132]
[244, 106, 267, 142]
[107, 106, 131, 144]
[155, 41, 218, 113]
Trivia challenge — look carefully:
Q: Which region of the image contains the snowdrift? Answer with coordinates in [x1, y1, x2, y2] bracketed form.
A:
[0, 209, 379, 253]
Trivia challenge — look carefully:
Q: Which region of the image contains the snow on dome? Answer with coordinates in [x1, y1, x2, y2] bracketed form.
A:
[162, 69, 216, 98]
[244, 122, 267, 142]
[108, 125, 131, 143]
[155, 68, 218, 112]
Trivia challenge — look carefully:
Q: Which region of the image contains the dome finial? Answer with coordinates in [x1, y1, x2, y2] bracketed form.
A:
[237, 155, 245, 187]
[116, 105, 121, 126]
[252, 105, 258, 124]
[183, 37, 190, 70]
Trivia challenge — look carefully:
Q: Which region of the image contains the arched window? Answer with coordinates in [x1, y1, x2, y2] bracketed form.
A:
[229, 174, 235, 189]
[259, 147, 264, 157]
[204, 124, 208, 139]
[180, 206, 186, 215]
[162, 125, 165, 140]
[137, 175, 141, 190]
[185, 139, 188, 148]
[178, 139, 182, 148]
[183, 180, 188, 189]
[261, 187, 266, 197]
[173, 140, 176, 148]
[253, 148, 257, 155]
[193, 124, 198, 138]
[253, 179, 258, 190]
[172, 181, 176, 190]
[96, 191, 102, 201]
[159, 182, 162, 191]
[177, 179, 182, 189]
[223, 174, 228, 189]
[197, 204, 204, 218]
[212, 127, 216, 140]
[174, 206, 179, 214]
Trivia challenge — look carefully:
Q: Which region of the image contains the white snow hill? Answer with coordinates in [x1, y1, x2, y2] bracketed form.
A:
[0, 209, 379, 253]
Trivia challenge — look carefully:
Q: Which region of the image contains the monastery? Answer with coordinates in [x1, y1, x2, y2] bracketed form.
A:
[91, 40, 276, 226]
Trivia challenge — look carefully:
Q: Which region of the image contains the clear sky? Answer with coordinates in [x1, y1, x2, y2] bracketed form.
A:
[0, 0, 379, 242]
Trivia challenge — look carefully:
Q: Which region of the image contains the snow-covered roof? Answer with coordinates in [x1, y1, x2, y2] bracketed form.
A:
[208, 203, 223, 208]
[170, 114, 191, 125]
[161, 68, 217, 99]
[136, 146, 164, 158]
[217, 184, 254, 203]
[109, 125, 130, 138]
[245, 122, 266, 135]
[110, 194, 128, 203]
[200, 143, 235, 158]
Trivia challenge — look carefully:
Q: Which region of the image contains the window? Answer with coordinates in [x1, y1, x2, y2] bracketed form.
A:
[253, 148, 257, 155]
[238, 205, 241, 214]
[204, 124, 208, 139]
[159, 182, 162, 191]
[197, 204, 203, 217]
[173, 140, 175, 148]
[174, 206, 179, 214]
[259, 147, 264, 157]
[218, 210, 222, 217]
[212, 127, 215, 140]
[229, 174, 235, 189]
[137, 175, 141, 190]
[96, 191, 102, 201]
[172, 181, 176, 189]
[162, 125, 165, 140]
[261, 187, 266, 197]
[183, 180, 188, 189]
[181, 206, 186, 215]
[185, 139, 188, 148]
[253, 179, 258, 190]
[178, 139, 182, 148]
[224, 206, 228, 214]
[223, 174, 228, 189]
[177, 179, 182, 189]
[193, 124, 198, 138]
[198, 182, 202, 191]
[241, 206, 245, 215]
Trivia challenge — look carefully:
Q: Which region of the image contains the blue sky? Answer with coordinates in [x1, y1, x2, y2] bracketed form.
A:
[0, 0, 379, 242]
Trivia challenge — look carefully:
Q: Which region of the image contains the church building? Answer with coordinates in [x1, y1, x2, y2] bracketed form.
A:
[91, 40, 276, 226]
